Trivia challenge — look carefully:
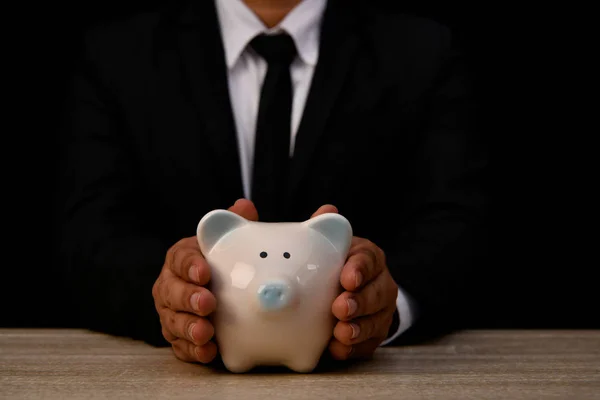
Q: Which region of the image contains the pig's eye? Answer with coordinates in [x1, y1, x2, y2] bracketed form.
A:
[283, 252, 290, 259]
[260, 251, 268, 258]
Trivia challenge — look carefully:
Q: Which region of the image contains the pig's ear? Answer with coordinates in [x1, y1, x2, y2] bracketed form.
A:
[304, 213, 353, 256]
[197, 210, 248, 255]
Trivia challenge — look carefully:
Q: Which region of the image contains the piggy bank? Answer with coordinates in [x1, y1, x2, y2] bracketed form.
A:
[196, 209, 353, 373]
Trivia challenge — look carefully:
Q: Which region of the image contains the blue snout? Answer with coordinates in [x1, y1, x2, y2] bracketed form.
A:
[257, 282, 291, 311]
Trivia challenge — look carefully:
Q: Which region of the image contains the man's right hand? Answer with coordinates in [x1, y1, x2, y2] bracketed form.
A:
[152, 199, 259, 363]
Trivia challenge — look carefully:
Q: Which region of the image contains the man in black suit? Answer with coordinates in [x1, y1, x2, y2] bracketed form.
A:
[56, 0, 488, 365]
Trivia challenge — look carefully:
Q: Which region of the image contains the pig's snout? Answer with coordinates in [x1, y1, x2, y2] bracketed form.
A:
[257, 281, 294, 311]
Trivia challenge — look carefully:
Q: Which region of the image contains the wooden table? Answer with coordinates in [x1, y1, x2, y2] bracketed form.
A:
[1, 329, 599, 399]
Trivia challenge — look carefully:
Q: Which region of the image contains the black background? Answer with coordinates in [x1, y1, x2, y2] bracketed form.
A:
[3, 1, 595, 331]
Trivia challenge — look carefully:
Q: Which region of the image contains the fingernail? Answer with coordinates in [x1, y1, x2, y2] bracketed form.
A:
[188, 323, 196, 341]
[350, 323, 360, 339]
[191, 292, 202, 311]
[189, 266, 199, 283]
[347, 346, 355, 357]
[347, 298, 357, 317]
[355, 271, 363, 288]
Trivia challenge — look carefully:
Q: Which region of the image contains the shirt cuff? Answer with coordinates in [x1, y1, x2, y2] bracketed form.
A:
[379, 284, 416, 346]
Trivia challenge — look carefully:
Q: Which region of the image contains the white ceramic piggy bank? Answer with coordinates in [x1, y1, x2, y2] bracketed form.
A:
[196, 209, 353, 373]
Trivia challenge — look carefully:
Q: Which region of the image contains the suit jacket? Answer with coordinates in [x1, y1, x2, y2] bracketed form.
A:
[56, 0, 489, 346]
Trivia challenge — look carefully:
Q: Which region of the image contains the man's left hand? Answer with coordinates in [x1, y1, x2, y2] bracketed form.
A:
[311, 205, 399, 360]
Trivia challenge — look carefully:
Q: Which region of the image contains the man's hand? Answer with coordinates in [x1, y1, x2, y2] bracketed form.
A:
[152, 199, 258, 363]
[312, 205, 399, 360]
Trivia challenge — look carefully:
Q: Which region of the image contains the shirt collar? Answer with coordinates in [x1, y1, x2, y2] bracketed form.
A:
[215, 0, 327, 69]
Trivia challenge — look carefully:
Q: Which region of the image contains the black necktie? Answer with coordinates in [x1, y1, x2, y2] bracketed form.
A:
[249, 33, 297, 222]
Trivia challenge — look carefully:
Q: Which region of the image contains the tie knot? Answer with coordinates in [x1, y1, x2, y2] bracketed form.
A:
[250, 33, 297, 65]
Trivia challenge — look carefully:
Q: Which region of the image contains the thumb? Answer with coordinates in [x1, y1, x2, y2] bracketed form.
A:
[311, 204, 339, 218]
[228, 198, 259, 221]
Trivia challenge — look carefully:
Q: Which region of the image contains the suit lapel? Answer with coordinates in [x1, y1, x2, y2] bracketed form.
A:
[173, 0, 360, 208]
[176, 1, 244, 202]
[286, 1, 361, 202]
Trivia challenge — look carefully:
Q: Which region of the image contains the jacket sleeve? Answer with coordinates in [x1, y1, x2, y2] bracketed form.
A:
[384, 25, 489, 343]
[56, 33, 170, 346]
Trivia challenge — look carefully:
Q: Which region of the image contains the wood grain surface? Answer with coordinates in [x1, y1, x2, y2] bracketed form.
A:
[1, 329, 599, 399]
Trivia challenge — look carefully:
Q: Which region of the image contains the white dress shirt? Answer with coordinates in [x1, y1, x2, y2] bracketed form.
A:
[214, 0, 415, 345]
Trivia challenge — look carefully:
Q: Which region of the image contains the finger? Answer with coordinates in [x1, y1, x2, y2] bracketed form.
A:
[167, 238, 211, 285]
[328, 336, 384, 361]
[311, 204, 338, 218]
[172, 338, 218, 364]
[340, 239, 385, 291]
[157, 276, 217, 316]
[332, 273, 394, 320]
[328, 337, 353, 360]
[229, 198, 259, 221]
[348, 337, 385, 359]
[159, 307, 214, 346]
[333, 308, 394, 346]
[161, 325, 177, 343]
